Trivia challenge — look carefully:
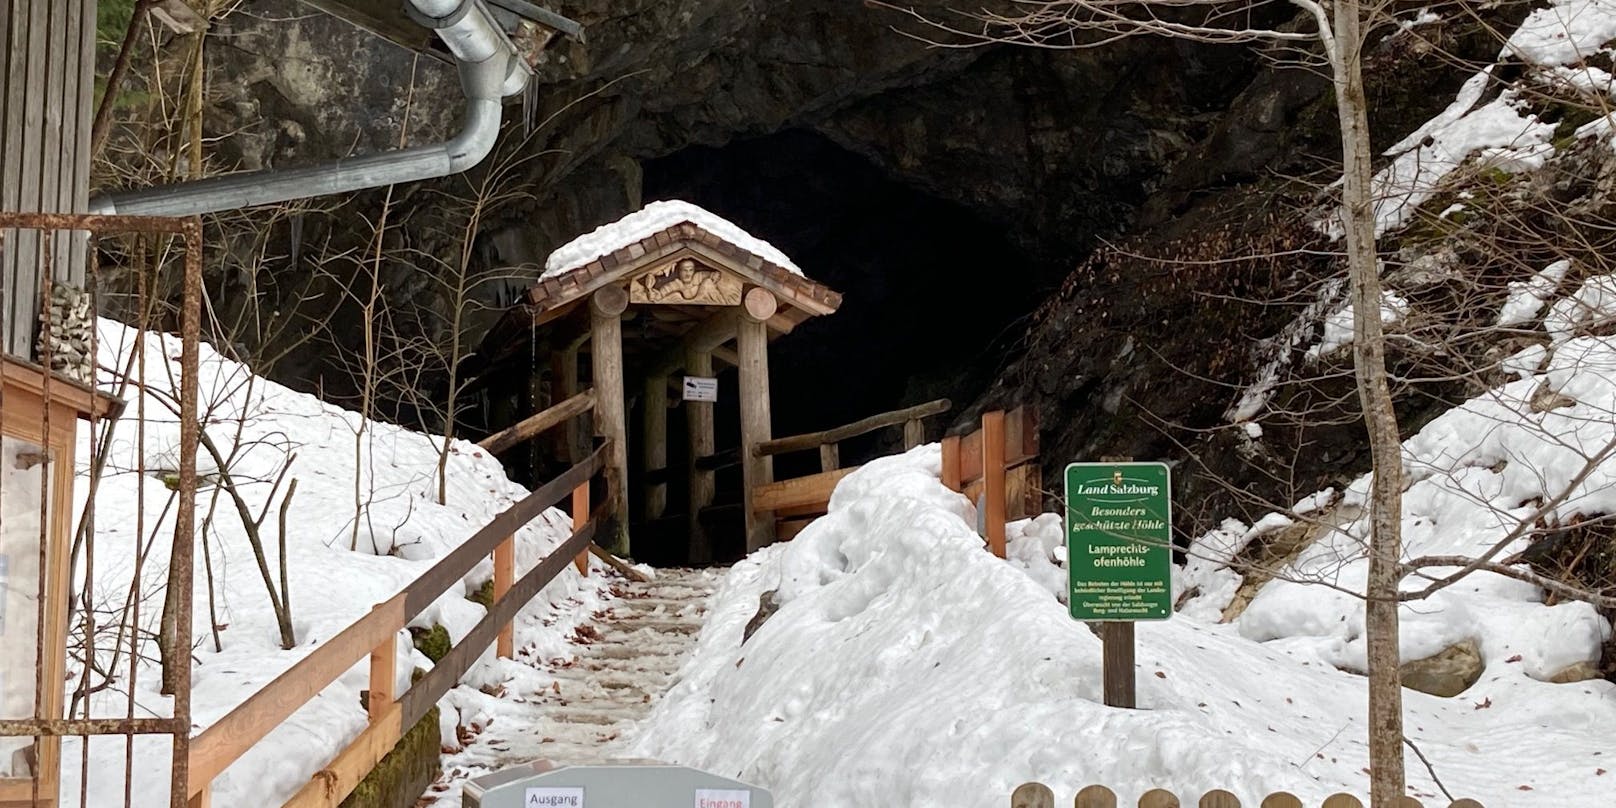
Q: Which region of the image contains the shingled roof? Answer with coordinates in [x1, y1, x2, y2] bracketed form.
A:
[521, 201, 842, 319]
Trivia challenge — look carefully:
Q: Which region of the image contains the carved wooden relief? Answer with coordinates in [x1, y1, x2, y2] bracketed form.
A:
[628, 258, 743, 306]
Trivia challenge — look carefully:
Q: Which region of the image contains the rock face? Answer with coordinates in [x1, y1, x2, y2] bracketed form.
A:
[109, 1, 1553, 551]
[161, 0, 1258, 418]
[1399, 640, 1484, 698]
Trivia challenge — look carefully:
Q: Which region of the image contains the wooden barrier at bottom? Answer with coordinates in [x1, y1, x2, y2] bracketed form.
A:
[1012, 783, 1487, 808]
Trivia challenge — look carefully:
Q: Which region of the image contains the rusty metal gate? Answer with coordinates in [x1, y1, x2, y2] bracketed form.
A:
[0, 212, 200, 808]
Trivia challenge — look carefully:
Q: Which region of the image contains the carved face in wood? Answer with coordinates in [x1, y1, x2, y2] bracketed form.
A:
[629, 258, 743, 306]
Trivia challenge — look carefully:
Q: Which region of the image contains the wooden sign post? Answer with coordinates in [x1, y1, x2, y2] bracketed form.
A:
[1064, 461, 1172, 709]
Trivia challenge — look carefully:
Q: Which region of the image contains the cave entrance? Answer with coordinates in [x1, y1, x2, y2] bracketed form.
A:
[472, 203, 843, 566]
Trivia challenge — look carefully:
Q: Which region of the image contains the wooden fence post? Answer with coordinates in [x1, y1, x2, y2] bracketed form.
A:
[903, 417, 924, 449]
[819, 442, 839, 473]
[1320, 796, 1365, 808]
[982, 410, 1007, 558]
[368, 631, 396, 721]
[494, 536, 514, 658]
[1010, 782, 1054, 808]
[572, 483, 590, 575]
[1139, 788, 1181, 807]
[1259, 794, 1303, 808]
[1199, 790, 1241, 808]
[941, 434, 962, 492]
[1074, 785, 1118, 808]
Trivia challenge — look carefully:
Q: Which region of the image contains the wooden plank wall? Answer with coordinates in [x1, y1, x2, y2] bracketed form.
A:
[0, 0, 95, 359]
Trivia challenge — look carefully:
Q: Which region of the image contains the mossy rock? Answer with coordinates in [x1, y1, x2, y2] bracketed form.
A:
[466, 579, 495, 608]
[410, 624, 451, 663]
[339, 706, 440, 808]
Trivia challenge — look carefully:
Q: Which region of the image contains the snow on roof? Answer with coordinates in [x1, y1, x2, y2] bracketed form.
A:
[542, 200, 804, 278]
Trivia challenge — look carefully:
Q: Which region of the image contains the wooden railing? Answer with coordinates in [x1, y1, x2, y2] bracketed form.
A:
[941, 405, 1040, 558]
[749, 399, 951, 540]
[186, 400, 613, 807]
[1012, 783, 1485, 808]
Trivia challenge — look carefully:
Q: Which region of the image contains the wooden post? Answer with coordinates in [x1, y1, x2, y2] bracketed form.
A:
[642, 374, 668, 520]
[590, 286, 631, 555]
[903, 418, 924, 449]
[738, 288, 778, 553]
[818, 443, 839, 473]
[941, 434, 962, 492]
[551, 343, 586, 464]
[982, 410, 1007, 558]
[686, 347, 716, 563]
[572, 483, 590, 575]
[1102, 621, 1137, 708]
[493, 536, 514, 658]
[368, 632, 396, 721]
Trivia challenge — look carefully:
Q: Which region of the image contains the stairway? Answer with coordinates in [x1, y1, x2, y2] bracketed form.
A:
[425, 567, 720, 803]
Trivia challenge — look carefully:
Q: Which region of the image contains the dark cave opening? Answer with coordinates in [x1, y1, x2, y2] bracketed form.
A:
[641, 129, 1047, 467]
[472, 129, 1055, 565]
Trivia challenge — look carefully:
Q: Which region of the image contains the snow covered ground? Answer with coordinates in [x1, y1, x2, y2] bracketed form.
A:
[627, 13, 1616, 802]
[631, 446, 1615, 807]
[54, 320, 612, 806]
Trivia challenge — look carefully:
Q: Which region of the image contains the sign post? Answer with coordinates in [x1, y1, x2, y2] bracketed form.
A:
[1064, 461, 1173, 708]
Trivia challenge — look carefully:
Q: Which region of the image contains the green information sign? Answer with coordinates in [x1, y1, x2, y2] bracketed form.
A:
[1065, 461, 1173, 622]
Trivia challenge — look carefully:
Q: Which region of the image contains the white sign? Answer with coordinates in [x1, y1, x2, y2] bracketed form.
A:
[693, 789, 750, 808]
[525, 787, 584, 807]
[683, 376, 719, 403]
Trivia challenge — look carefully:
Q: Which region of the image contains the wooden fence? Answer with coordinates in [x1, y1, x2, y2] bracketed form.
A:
[1011, 783, 1486, 808]
[185, 397, 612, 808]
[941, 405, 1041, 557]
[750, 398, 951, 540]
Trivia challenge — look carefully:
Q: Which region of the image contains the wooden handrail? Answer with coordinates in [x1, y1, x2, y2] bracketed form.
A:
[477, 389, 595, 456]
[187, 593, 406, 790]
[755, 398, 950, 458]
[400, 509, 605, 728]
[187, 444, 610, 801]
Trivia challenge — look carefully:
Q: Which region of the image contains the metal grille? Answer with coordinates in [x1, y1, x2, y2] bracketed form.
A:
[0, 212, 200, 808]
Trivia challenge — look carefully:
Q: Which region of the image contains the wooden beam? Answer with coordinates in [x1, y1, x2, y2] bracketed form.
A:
[739, 289, 778, 552]
[572, 484, 590, 575]
[819, 443, 839, 473]
[368, 633, 397, 720]
[752, 467, 858, 512]
[983, 410, 1007, 559]
[904, 418, 925, 449]
[494, 535, 514, 658]
[686, 348, 716, 563]
[187, 594, 407, 790]
[590, 286, 631, 555]
[755, 399, 951, 458]
[941, 435, 962, 492]
[477, 389, 595, 456]
[281, 701, 404, 808]
[642, 374, 669, 520]
[648, 308, 739, 378]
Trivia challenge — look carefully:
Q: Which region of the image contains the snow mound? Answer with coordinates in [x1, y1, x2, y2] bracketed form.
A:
[542, 200, 804, 278]
[59, 320, 610, 806]
[633, 448, 1616, 807]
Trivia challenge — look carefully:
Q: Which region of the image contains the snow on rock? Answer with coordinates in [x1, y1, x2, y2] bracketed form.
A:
[1506, 0, 1616, 66]
[1360, 79, 1554, 237]
[542, 200, 804, 278]
[1305, 290, 1410, 360]
[1186, 323, 1616, 684]
[1498, 258, 1573, 327]
[632, 448, 1616, 807]
[1544, 273, 1616, 343]
[59, 320, 611, 806]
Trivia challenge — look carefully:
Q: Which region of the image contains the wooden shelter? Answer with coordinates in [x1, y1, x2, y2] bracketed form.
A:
[478, 204, 842, 560]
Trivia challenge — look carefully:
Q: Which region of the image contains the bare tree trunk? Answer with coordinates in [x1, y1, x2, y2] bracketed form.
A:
[1331, 1, 1407, 803]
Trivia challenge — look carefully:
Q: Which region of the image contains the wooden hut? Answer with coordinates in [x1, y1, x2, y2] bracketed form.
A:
[475, 202, 842, 561]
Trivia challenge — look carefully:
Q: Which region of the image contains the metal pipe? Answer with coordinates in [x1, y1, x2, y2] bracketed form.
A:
[89, 0, 532, 217]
